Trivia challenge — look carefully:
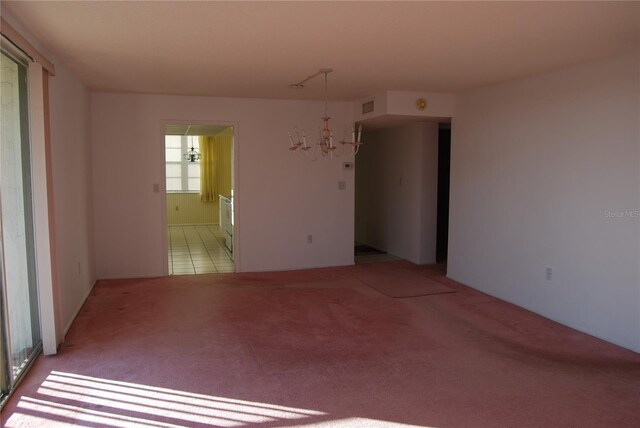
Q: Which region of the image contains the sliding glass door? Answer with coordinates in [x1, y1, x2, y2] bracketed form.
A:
[0, 49, 41, 403]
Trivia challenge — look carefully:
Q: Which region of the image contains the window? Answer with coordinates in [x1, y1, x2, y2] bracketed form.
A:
[165, 136, 200, 192]
[1, 49, 41, 404]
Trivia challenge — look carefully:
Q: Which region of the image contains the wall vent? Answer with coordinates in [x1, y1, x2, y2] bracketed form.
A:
[361, 100, 375, 114]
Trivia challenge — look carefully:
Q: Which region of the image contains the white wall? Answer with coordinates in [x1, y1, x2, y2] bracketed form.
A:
[449, 51, 640, 352]
[355, 122, 439, 264]
[354, 91, 456, 123]
[2, 10, 96, 340]
[91, 94, 354, 277]
[420, 126, 440, 264]
[49, 61, 96, 334]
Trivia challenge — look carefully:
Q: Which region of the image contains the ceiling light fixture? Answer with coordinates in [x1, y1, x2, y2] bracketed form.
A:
[288, 68, 363, 160]
[183, 126, 201, 162]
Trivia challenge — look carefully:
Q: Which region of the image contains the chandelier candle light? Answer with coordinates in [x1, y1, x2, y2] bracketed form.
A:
[288, 68, 363, 160]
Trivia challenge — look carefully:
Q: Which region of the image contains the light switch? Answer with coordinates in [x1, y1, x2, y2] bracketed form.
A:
[152, 183, 160, 193]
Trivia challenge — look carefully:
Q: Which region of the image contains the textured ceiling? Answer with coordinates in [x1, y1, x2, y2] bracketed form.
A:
[3, 1, 639, 101]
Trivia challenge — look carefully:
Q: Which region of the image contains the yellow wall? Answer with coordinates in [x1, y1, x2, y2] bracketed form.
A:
[214, 133, 233, 198]
[167, 193, 218, 224]
[167, 130, 233, 225]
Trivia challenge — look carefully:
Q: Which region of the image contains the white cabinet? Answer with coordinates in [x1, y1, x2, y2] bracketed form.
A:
[219, 195, 233, 254]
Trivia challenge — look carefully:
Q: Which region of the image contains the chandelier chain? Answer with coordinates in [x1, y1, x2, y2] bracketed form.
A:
[324, 71, 328, 118]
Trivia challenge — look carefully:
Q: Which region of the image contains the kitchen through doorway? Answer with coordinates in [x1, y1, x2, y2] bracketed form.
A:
[164, 124, 235, 275]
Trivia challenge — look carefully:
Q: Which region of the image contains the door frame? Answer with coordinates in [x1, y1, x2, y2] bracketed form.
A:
[159, 119, 240, 274]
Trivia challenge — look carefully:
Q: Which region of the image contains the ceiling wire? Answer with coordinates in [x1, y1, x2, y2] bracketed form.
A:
[289, 68, 333, 90]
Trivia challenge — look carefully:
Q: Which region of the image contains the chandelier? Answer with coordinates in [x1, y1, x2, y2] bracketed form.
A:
[183, 128, 201, 162]
[288, 68, 363, 160]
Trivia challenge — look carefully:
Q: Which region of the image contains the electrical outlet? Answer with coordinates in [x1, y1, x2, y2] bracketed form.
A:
[175, 206, 179, 211]
[546, 267, 552, 281]
[307, 235, 313, 244]
[338, 181, 346, 190]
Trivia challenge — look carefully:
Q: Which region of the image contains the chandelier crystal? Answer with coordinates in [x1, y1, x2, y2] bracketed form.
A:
[184, 145, 201, 162]
[183, 132, 201, 162]
[288, 69, 363, 160]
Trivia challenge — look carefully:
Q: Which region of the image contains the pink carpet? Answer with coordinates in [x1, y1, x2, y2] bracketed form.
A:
[2, 263, 639, 427]
[351, 261, 454, 297]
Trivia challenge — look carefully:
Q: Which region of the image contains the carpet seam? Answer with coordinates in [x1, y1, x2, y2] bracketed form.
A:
[348, 271, 455, 299]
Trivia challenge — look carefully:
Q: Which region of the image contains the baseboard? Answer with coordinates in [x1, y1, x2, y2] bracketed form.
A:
[446, 271, 640, 354]
[239, 261, 353, 274]
[167, 223, 219, 226]
[63, 279, 98, 337]
[95, 273, 167, 280]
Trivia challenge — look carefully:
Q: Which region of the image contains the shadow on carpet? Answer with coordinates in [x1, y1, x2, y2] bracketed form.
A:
[351, 261, 455, 298]
[354, 244, 386, 256]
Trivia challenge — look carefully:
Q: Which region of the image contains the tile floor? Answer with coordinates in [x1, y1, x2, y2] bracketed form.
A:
[168, 225, 234, 275]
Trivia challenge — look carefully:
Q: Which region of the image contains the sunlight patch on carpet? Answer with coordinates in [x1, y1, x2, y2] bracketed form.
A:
[296, 417, 432, 427]
[6, 371, 325, 427]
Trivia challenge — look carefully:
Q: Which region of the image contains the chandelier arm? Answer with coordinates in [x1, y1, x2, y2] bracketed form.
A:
[300, 142, 319, 161]
[287, 68, 362, 161]
[309, 146, 320, 161]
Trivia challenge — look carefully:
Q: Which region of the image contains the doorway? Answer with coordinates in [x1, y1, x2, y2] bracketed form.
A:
[436, 124, 451, 263]
[164, 124, 235, 275]
[354, 121, 451, 266]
